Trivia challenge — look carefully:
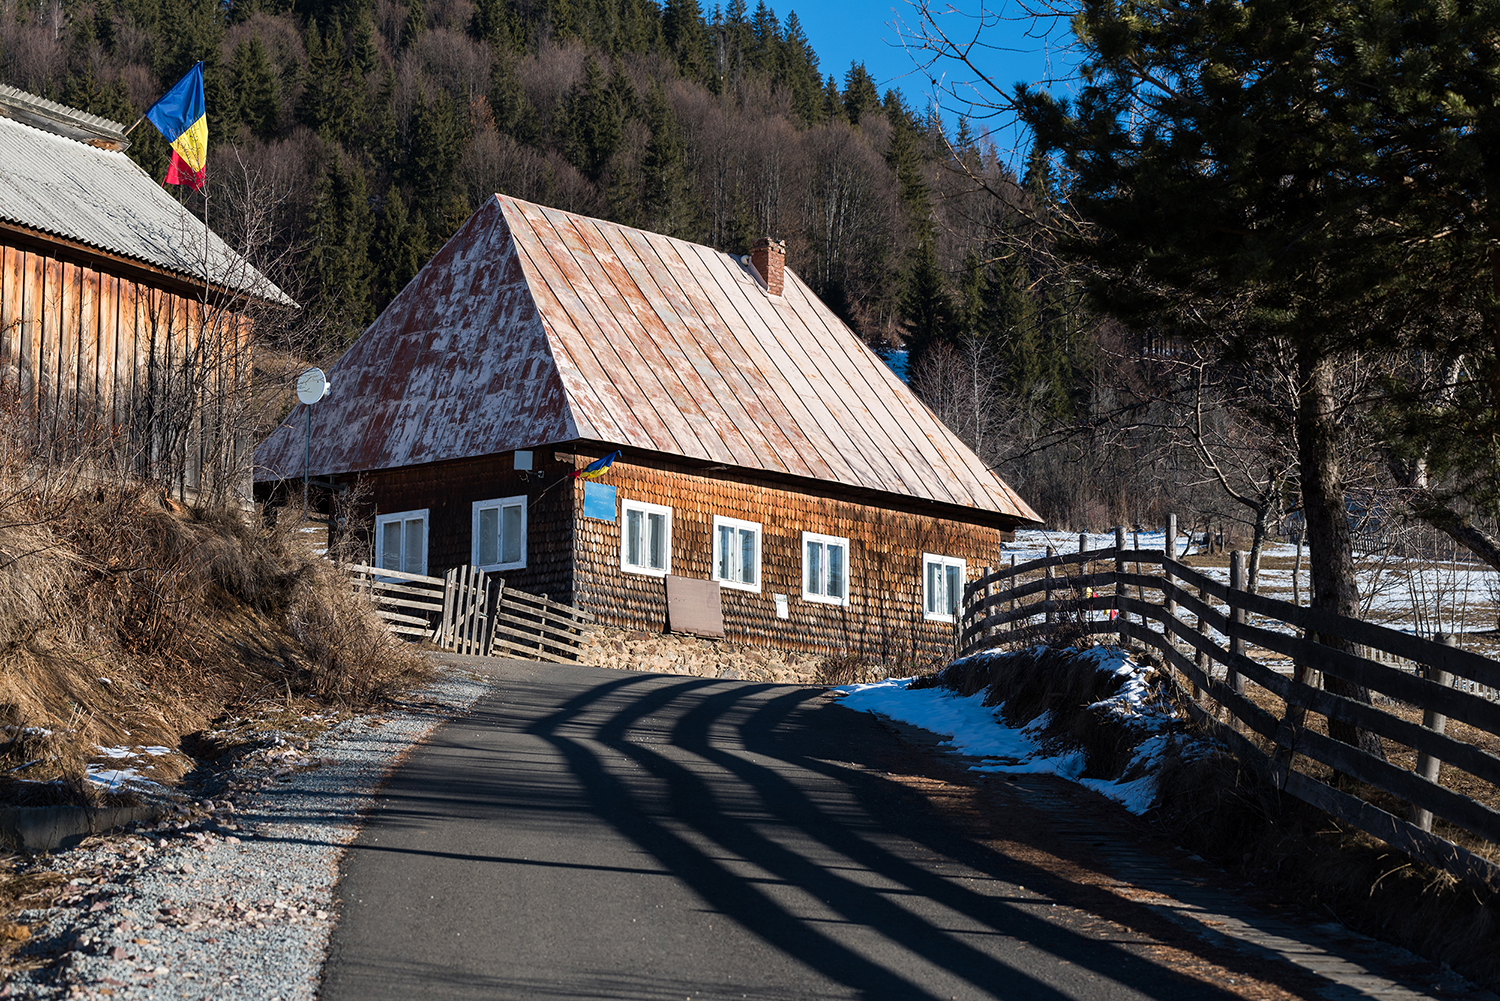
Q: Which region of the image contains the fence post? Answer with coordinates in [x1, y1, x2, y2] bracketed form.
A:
[1132, 528, 1143, 612]
[483, 578, 504, 657]
[1411, 634, 1456, 833]
[982, 566, 994, 643]
[1163, 514, 1178, 658]
[1078, 533, 1090, 624]
[1044, 546, 1056, 626]
[1115, 526, 1128, 648]
[1228, 551, 1246, 696]
[1008, 554, 1016, 633]
[439, 567, 457, 649]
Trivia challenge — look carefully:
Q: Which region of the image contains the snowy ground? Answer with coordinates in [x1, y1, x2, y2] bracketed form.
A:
[835, 647, 1183, 815]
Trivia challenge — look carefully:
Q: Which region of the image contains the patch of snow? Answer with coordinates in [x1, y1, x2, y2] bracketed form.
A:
[836, 649, 1189, 815]
[85, 765, 166, 794]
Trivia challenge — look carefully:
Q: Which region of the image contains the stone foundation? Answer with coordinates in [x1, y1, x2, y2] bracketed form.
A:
[576, 627, 828, 684]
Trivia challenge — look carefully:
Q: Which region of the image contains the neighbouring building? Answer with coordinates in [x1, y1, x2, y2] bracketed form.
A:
[254, 194, 1040, 662]
[0, 86, 292, 504]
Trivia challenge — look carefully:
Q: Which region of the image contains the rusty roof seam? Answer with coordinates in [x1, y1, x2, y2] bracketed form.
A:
[650, 232, 841, 483]
[787, 274, 1007, 511]
[617, 222, 817, 477]
[681, 239, 885, 491]
[503, 204, 620, 445]
[509, 200, 661, 450]
[781, 273, 978, 510]
[720, 251, 945, 506]
[542, 205, 710, 461]
[609, 224, 795, 474]
[571, 214, 731, 465]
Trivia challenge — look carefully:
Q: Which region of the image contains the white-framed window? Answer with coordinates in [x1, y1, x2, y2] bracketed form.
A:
[923, 553, 967, 622]
[621, 499, 672, 575]
[712, 515, 761, 592]
[473, 495, 527, 571]
[802, 531, 849, 605]
[376, 509, 428, 576]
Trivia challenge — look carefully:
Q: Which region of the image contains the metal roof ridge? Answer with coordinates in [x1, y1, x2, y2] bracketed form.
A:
[0, 84, 129, 149]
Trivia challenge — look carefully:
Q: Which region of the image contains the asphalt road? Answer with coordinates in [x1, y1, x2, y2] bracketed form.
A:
[321, 661, 1244, 1001]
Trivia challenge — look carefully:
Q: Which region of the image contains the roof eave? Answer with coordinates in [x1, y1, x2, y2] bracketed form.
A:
[0, 219, 298, 310]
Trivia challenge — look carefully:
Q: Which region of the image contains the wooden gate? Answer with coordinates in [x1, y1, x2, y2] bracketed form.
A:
[343, 563, 594, 660]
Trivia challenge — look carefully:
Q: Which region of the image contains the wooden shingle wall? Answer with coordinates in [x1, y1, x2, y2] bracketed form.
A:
[0, 241, 253, 503]
[343, 451, 577, 603]
[571, 456, 1009, 666]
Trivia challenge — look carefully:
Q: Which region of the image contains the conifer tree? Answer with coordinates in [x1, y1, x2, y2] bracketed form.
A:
[229, 38, 279, 140]
[902, 240, 954, 372]
[373, 185, 430, 312]
[641, 80, 700, 239]
[403, 0, 425, 48]
[405, 89, 465, 223]
[558, 57, 629, 181]
[1007, 0, 1489, 754]
[662, 0, 710, 82]
[489, 57, 541, 144]
[780, 12, 822, 124]
[820, 74, 843, 122]
[306, 155, 374, 344]
[841, 62, 879, 125]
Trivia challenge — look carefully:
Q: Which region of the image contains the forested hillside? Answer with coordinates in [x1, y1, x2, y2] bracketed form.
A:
[0, 0, 1118, 523]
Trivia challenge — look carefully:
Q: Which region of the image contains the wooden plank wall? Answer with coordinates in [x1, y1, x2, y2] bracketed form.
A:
[0, 241, 252, 502]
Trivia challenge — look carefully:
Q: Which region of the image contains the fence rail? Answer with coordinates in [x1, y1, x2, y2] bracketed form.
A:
[343, 563, 594, 661]
[959, 525, 1500, 893]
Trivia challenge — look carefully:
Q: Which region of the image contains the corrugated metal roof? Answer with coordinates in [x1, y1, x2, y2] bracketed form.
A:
[0, 96, 292, 305]
[0, 84, 129, 148]
[254, 194, 1040, 524]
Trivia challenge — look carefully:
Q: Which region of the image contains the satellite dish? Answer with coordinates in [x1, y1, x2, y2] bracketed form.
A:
[296, 367, 331, 405]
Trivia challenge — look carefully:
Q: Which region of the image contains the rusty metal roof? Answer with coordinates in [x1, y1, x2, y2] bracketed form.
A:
[0, 90, 293, 305]
[254, 194, 1039, 523]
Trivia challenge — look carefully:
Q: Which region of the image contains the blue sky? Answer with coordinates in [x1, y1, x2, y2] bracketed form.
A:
[788, 0, 1078, 156]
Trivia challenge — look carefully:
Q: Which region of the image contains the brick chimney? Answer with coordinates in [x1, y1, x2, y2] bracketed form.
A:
[750, 237, 786, 296]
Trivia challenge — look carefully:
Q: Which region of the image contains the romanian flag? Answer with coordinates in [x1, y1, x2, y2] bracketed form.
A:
[146, 63, 207, 190]
[573, 451, 621, 480]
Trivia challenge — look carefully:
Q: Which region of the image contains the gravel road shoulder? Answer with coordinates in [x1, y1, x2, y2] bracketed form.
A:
[0, 664, 490, 1001]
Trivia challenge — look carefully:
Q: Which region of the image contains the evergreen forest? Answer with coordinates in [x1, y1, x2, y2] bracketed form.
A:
[0, 0, 1170, 530]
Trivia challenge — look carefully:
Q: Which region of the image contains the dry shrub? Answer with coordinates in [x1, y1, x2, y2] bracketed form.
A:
[815, 653, 880, 686]
[286, 562, 429, 704]
[0, 435, 432, 806]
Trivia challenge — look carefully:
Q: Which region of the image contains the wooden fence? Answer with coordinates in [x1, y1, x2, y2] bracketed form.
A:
[959, 525, 1500, 893]
[343, 563, 594, 661]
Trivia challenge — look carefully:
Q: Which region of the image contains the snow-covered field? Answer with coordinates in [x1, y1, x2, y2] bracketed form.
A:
[1003, 528, 1500, 644]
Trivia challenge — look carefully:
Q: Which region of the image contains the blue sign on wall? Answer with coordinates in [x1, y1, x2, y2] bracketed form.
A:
[583, 481, 616, 521]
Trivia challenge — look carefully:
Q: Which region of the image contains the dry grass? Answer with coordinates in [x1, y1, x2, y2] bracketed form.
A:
[0, 434, 429, 811]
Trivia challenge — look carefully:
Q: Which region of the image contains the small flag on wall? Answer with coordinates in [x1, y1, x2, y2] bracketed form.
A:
[146, 63, 208, 190]
[573, 450, 622, 480]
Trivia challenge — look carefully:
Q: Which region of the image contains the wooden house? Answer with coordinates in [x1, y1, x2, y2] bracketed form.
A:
[0, 85, 292, 504]
[254, 194, 1039, 662]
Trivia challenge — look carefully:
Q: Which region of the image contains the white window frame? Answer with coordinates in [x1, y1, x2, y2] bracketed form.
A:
[375, 508, 429, 577]
[620, 499, 672, 576]
[801, 531, 850, 606]
[711, 515, 762, 592]
[922, 553, 967, 622]
[472, 495, 528, 572]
